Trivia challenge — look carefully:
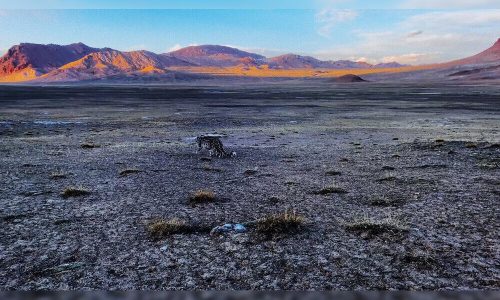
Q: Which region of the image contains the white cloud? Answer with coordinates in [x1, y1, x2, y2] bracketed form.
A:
[401, 0, 500, 9]
[315, 9, 358, 37]
[314, 9, 500, 64]
[166, 43, 200, 52]
[402, 10, 500, 29]
[381, 53, 435, 64]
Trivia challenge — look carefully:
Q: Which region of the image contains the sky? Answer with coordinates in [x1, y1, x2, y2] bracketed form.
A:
[0, 0, 499, 64]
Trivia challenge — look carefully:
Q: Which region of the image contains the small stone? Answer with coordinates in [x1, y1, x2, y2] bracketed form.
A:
[210, 224, 232, 235]
[234, 224, 247, 233]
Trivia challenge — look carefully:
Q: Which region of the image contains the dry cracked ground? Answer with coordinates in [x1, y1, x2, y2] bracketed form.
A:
[0, 83, 499, 290]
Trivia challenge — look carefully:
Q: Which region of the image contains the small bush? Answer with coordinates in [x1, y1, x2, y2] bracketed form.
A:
[147, 218, 191, 239]
[189, 190, 216, 204]
[255, 210, 305, 234]
[61, 187, 90, 198]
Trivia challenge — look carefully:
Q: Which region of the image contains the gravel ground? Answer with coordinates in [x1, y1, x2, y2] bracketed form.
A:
[0, 83, 499, 290]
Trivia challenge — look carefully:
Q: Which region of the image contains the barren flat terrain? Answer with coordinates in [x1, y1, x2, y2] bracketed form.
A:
[0, 83, 499, 289]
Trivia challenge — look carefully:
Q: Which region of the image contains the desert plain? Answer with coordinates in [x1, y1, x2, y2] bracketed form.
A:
[0, 82, 499, 289]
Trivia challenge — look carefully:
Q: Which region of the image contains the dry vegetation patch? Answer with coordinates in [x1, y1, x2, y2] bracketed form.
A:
[255, 210, 305, 234]
[189, 189, 216, 204]
[81, 142, 101, 149]
[61, 187, 90, 198]
[119, 169, 141, 176]
[345, 215, 408, 236]
[147, 218, 191, 239]
[465, 142, 478, 149]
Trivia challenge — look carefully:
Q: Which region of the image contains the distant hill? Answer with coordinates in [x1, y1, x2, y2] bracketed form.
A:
[444, 38, 500, 67]
[333, 74, 367, 83]
[0, 42, 98, 81]
[40, 49, 191, 81]
[267, 54, 325, 69]
[267, 54, 388, 69]
[168, 45, 265, 67]
[0, 38, 498, 83]
[373, 62, 406, 68]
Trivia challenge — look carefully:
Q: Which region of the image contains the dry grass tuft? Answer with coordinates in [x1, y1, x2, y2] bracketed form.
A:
[465, 142, 477, 149]
[119, 169, 141, 176]
[345, 215, 408, 236]
[189, 189, 216, 204]
[147, 218, 191, 239]
[81, 143, 100, 149]
[61, 187, 90, 198]
[255, 210, 305, 234]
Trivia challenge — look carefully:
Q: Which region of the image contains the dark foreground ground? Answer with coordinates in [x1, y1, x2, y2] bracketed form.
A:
[0, 83, 499, 290]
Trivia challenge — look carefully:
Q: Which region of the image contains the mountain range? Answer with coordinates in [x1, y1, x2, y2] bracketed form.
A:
[1, 38, 499, 83]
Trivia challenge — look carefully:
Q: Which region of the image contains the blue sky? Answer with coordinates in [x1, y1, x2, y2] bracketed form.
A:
[0, 1, 499, 64]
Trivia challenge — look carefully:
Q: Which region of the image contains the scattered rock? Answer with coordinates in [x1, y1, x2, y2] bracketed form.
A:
[210, 223, 247, 235]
